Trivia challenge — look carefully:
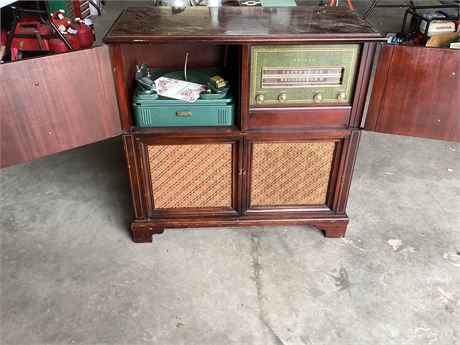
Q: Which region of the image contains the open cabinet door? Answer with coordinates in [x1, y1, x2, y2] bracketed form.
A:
[365, 44, 459, 142]
[0, 45, 121, 168]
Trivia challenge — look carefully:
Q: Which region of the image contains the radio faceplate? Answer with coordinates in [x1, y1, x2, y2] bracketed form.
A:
[250, 44, 361, 106]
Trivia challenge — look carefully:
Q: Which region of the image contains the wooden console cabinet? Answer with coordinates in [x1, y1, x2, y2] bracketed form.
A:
[102, 7, 384, 242]
[2, 7, 457, 242]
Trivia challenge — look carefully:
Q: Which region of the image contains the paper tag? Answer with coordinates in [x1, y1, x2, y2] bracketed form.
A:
[154, 77, 206, 103]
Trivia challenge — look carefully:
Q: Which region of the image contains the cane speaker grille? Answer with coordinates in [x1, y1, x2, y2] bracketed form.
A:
[250, 142, 336, 206]
[148, 144, 232, 209]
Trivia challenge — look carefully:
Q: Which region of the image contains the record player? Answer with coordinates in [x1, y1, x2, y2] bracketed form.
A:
[132, 63, 235, 127]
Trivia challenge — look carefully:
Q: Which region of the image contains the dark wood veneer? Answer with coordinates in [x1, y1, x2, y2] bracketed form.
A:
[131, 217, 349, 242]
[0, 46, 121, 167]
[102, 7, 383, 242]
[123, 135, 145, 219]
[248, 106, 352, 130]
[349, 42, 377, 128]
[332, 130, 361, 213]
[1, 6, 453, 243]
[240, 44, 251, 132]
[365, 44, 460, 142]
[103, 7, 382, 45]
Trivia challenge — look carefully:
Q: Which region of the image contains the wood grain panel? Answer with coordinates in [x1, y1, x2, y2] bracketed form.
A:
[248, 106, 351, 130]
[120, 43, 226, 69]
[123, 135, 146, 219]
[111, 45, 133, 131]
[103, 7, 383, 44]
[131, 217, 349, 242]
[240, 44, 251, 131]
[0, 46, 121, 167]
[366, 45, 460, 142]
[364, 44, 394, 131]
[349, 42, 377, 128]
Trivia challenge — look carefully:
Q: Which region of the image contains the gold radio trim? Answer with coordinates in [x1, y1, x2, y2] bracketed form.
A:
[251, 47, 359, 104]
[261, 66, 344, 89]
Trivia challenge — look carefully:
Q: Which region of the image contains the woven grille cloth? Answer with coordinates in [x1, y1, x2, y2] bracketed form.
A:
[251, 142, 335, 206]
[148, 144, 232, 208]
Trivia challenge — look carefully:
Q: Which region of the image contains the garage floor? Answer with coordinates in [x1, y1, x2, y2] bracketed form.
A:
[1, 2, 459, 345]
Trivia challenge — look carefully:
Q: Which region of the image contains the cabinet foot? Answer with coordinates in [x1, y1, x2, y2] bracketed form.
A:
[132, 227, 165, 243]
[312, 221, 348, 238]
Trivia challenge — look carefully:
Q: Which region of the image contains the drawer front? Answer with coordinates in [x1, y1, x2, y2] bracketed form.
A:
[250, 44, 361, 106]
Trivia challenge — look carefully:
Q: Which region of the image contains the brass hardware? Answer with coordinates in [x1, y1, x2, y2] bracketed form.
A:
[337, 91, 347, 101]
[210, 75, 227, 90]
[278, 93, 287, 103]
[256, 94, 265, 104]
[176, 111, 192, 117]
[238, 169, 246, 176]
[314, 93, 323, 103]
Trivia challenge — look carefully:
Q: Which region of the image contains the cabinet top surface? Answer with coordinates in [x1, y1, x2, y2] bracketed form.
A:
[103, 6, 383, 44]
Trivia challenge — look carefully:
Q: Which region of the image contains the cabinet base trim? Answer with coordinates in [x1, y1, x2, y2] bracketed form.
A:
[131, 217, 348, 243]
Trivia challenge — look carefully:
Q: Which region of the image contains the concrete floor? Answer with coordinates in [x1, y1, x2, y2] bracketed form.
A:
[1, 1, 460, 345]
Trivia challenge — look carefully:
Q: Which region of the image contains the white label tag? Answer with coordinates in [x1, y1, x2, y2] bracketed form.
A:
[154, 77, 206, 103]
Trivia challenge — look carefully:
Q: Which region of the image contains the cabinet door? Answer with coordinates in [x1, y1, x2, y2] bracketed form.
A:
[365, 44, 459, 142]
[126, 134, 242, 218]
[243, 131, 359, 216]
[0, 46, 121, 168]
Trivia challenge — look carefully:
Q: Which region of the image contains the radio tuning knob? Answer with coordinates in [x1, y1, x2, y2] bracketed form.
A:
[278, 93, 287, 103]
[337, 91, 347, 101]
[314, 93, 323, 103]
[256, 94, 265, 104]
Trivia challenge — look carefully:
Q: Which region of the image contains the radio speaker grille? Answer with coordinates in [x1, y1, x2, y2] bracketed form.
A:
[250, 142, 335, 206]
[148, 144, 232, 209]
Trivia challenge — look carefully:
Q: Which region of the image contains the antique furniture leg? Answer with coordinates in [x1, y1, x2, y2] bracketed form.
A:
[312, 220, 349, 238]
[132, 224, 165, 243]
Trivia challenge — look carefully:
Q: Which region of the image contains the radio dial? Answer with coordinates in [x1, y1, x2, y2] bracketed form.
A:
[314, 93, 323, 103]
[256, 94, 265, 104]
[278, 93, 287, 103]
[337, 91, 347, 101]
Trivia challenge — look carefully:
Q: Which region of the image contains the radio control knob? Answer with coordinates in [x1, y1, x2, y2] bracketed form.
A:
[256, 94, 265, 104]
[278, 93, 287, 103]
[337, 91, 347, 101]
[314, 93, 323, 103]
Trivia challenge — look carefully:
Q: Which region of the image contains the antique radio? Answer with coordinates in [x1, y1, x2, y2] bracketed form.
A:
[250, 44, 361, 105]
[132, 64, 235, 127]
